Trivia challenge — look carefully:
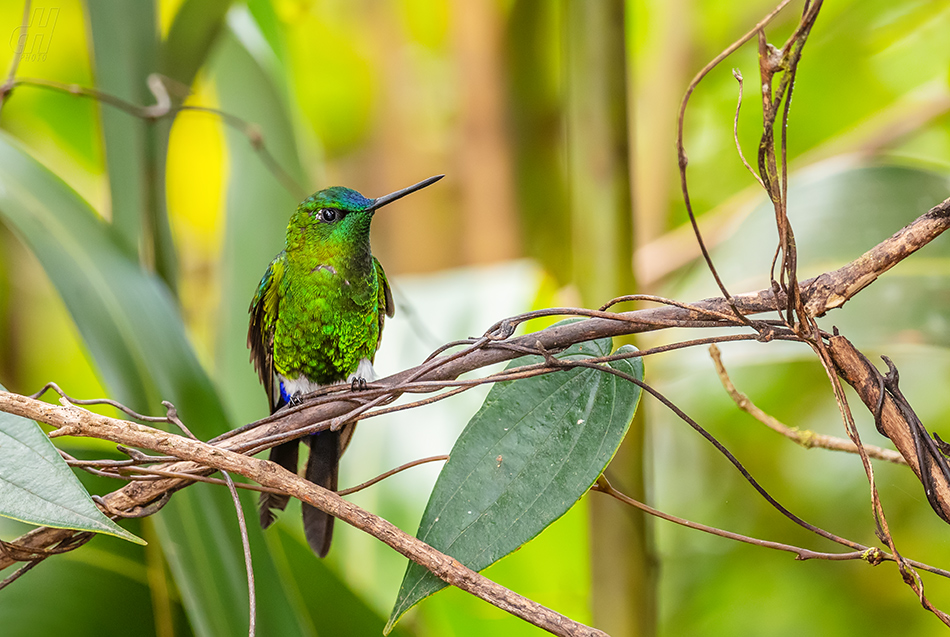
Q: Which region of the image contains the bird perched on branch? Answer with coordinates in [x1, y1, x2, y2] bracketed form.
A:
[248, 174, 444, 556]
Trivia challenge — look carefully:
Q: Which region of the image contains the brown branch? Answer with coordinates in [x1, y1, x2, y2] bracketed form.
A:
[815, 334, 950, 627]
[337, 455, 449, 497]
[0, 393, 606, 637]
[9, 78, 307, 200]
[805, 197, 950, 316]
[828, 336, 950, 521]
[591, 476, 950, 578]
[708, 344, 907, 465]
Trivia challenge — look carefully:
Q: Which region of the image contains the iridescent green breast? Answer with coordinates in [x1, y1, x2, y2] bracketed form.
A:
[272, 265, 380, 385]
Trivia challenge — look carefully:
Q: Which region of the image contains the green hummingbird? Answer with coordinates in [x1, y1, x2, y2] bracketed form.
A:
[248, 174, 443, 556]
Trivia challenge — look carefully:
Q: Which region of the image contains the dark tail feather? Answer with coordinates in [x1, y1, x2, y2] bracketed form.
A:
[302, 430, 340, 558]
[259, 441, 299, 529]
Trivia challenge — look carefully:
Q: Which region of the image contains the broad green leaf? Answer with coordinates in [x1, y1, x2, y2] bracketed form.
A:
[387, 335, 643, 630]
[83, 0, 156, 254]
[0, 130, 202, 414]
[155, 486, 317, 637]
[85, 0, 178, 292]
[0, 389, 143, 544]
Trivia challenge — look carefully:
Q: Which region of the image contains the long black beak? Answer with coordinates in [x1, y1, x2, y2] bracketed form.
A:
[368, 174, 444, 211]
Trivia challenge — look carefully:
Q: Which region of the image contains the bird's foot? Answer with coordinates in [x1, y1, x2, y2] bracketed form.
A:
[289, 393, 304, 406]
[350, 376, 368, 392]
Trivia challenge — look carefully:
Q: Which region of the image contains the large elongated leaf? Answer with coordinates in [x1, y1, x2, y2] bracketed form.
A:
[83, 0, 155, 254]
[156, 486, 317, 637]
[388, 335, 643, 630]
[0, 542, 164, 637]
[265, 522, 413, 637]
[0, 390, 142, 544]
[85, 0, 178, 291]
[0, 130, 215, 415]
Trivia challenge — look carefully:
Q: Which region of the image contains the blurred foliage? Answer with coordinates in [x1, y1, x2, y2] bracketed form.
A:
[0, 0, 948, 636]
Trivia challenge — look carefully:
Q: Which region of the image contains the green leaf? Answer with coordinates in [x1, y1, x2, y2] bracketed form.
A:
[0, 387, 143, 544]
[83, 0, 156, 254]
[0, 130, 193, 414]
[387, 335, 643, 630]
[85, 0, 178, 292]
[264, 521, 413, 637]
[0, 542, 166, 636]
[156, 486, 316, 637]
[160, 0, 234, 87]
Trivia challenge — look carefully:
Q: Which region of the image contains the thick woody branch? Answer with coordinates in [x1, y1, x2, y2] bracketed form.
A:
[1, 196, 949, 573]
[827, 336, 950, 522]
[0, 393, 605, 637]
[804, 197, 950, 316]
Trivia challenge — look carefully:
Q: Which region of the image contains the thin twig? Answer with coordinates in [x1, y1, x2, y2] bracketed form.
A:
[337, 455, 449, 496]
[675, 0, 795, 317]
[163, 399, 257, 636]
[538, 357, 868, 552]
[591, 476, 950, 577]
[222, 470, 256, 637]
[708, 344, 907, 465]
[8, 78, 307, 199]
[0, 560, 40, 592]
[731, 69, 765, 189]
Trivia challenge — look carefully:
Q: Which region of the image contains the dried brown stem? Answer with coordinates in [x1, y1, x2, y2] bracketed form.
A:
[828, 336, 950, 521]
[675, 0, 795, 309]
[709, 344, 907, 465]
[591, 476, 950, 578]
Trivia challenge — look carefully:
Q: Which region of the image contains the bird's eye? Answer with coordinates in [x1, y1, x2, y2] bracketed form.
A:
[319, 208, 338, 223]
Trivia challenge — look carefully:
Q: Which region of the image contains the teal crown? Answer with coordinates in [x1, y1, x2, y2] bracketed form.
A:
[301, 187, 373, 212]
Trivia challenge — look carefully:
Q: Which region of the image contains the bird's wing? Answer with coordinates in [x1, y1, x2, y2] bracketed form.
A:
[248, 251, 286, 413]
[374, 255, 395, 342]
[374, 257, 395, 320]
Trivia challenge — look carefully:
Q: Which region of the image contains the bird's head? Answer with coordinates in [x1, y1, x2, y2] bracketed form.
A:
[286, 175, 444, 257]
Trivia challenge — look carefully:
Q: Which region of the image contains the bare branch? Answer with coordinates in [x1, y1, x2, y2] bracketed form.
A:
[828, 337, 950, 521]
[591, 476, 950, 579]
[708, 344, 907, 465]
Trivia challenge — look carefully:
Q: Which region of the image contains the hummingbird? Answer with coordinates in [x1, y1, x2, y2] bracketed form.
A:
[248, 174, 444, 556]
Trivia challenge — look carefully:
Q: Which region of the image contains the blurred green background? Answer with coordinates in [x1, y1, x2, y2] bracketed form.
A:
[1, 0, 949, 635]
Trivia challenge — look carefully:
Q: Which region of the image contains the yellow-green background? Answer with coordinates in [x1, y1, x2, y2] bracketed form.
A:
[1, 1, 949, 635]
